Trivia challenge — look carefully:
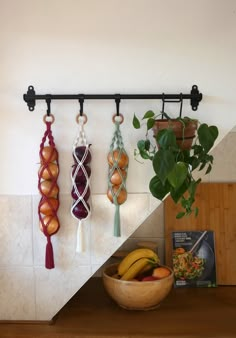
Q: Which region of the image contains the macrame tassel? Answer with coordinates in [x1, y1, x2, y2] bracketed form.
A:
[76, 220, 84, 253]
[45, 236, 54, 269]
[114, 204, 121, 237]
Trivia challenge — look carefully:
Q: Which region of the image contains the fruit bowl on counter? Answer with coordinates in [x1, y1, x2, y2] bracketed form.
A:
[103, 248, 174, 310]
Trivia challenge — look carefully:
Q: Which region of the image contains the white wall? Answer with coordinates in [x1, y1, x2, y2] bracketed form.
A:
[0, 0, 236, 321]
[1, 0, 236, 195]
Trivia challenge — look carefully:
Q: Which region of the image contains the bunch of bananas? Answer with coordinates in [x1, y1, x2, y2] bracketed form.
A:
[117, 248, 160, 281]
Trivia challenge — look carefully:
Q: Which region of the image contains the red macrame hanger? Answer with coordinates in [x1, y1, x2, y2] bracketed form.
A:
[38, 98, 60, 269]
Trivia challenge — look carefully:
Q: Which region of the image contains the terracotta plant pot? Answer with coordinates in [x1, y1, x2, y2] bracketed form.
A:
[153, 119, 198, 150]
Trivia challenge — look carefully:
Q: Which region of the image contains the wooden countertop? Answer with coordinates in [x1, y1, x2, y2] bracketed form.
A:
[1, 278, 236, 338]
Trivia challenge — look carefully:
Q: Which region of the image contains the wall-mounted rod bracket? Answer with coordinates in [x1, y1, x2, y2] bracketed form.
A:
[190, 85, 202, 111]
[23, 85, 202, 112]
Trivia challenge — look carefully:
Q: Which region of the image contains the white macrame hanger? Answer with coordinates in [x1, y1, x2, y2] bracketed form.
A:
[71, 109, 91, 253]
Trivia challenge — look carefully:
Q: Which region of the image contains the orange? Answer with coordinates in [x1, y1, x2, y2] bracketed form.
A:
[152, 267, 171, 279]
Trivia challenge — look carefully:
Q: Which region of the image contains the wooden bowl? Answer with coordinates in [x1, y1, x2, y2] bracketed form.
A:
[103, 263, 174, 310]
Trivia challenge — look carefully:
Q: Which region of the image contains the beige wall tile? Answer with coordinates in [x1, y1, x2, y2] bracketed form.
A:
[91, 264, 102, 276]
[92, 257, 118, 277]
[210, 132, 236, 182]
[132, 204, 164, 238]
[90, 193, 151, 265]
[0, 268, 35, 320]
[90, 194, 126, 265]
[149, 194, 162, 212]
[34, 265, 92, 320]
[0, 196, 33, 266]
[32, 194, 47, 265]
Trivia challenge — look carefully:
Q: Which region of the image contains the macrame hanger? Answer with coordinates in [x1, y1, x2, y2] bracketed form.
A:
[38, 104, 60, 269]
[71, 98, 91, 253]
[107, 98, 128, 237]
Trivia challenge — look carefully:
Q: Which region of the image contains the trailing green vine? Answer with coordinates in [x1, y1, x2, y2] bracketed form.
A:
[133, 110, 219, 218]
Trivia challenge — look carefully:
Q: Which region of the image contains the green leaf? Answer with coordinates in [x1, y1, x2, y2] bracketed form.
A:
[140, 150, 151, 160]
[205, 164, 212, 175]
[194, 207, 199, 217]
[198, 124, 219, 152]
[137, 140, 146, 151]
[156, 129, 177, 149]
[190, 156, 200, 170]
[149, 175, 170, 200]
[170, 180, 189, 203]
[199, 162, 206, 171]
[188, 179, 201, 197]
[133, 114, 140, 129]
[208, 155, 214, 163]
[142, 110, 155, 119]
[167, 162, 188, 189]
[176, 211, 185, 219]
[192, 145, 202, 155]
[137, 140, 151, 160]
[152, 149, 175, 184]
[147, 118, 155, 130]
[144, 139, 151, 150]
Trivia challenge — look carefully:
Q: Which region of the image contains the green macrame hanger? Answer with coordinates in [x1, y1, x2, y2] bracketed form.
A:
[107, 98, 129, 236]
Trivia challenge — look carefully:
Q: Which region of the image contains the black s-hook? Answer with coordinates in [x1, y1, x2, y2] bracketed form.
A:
[79, 95, 85, 116]
[115, 94, 121, 116]
[179, 93, 183, 118]
[161, 93, 165, 119]
[46, 95, 52, 117]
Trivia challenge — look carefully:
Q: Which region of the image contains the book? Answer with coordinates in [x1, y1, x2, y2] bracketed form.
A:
[171, 230, 217, 288]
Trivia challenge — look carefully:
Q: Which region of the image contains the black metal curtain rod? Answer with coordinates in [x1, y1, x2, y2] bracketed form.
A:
[23, 85, 202, 111]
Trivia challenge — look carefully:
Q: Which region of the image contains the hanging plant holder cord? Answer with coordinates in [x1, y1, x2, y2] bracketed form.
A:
[38, 115, 60, 269]
[107, 114, 128, 237]
[71, 114, 91, 252]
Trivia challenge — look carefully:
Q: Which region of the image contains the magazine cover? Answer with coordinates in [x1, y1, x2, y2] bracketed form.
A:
[172, 230, 217, 288]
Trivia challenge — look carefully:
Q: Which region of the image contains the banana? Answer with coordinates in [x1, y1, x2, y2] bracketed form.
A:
[138, 262, 155, 275]
[121, 257, 151, 281]
[117, 248, 159, 276]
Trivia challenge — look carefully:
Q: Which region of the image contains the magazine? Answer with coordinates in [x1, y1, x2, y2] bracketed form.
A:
[172, 230, 217, 287]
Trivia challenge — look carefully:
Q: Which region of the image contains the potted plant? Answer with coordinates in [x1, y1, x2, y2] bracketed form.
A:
[133, 110, 219, 218]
